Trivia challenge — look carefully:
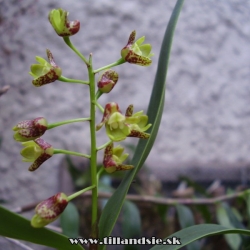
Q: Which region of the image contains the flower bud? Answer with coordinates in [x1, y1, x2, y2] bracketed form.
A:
[13, 117, 48, 142]
[97, 69, 119, 93]
[31, 193, 68, 228]
[121, 30, 154, 66]
[48, 8, 80, 37]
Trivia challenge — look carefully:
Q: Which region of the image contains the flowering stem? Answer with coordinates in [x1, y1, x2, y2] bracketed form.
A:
[88, 53, 98, 239]
[59, 76, 89, 85]
[53, 149, 90, 159]
[68, 185, 95, 201]
[63, 37, 90, 66]
[96, 140, 112, 151]
[93, 58, 125, 74]
[47, 118, 90, 129]
[95, 101, 104, 113]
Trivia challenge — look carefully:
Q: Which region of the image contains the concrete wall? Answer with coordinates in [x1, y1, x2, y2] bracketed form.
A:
[0, 0, 249, 237]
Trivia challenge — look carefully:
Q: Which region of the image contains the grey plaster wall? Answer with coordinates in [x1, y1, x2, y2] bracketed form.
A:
[0, 0, 249, 241]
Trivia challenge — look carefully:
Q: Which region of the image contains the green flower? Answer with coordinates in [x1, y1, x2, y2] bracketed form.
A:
[97, 69, 119, 93]
[125, 104, 152, 139]
[31, 193, 68, 228]
[29, 49, 62, 87]
[96, 103, 152, 141]
[121, 30, 154, 66]
[48, 8, 80, 37]
[96, 102, 130, 142]
[13, 117, 48, 142]
[21, 138, 54, 171]
[103, 142, 134, 173]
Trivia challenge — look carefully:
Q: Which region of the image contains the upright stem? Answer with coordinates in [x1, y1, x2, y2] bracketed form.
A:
[88, 53, 98, 240]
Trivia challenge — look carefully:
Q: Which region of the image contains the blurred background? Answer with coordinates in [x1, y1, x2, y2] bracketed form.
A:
[0, 0, 249, 249]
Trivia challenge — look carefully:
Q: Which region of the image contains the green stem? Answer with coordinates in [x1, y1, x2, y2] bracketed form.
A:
[96, 167, 104, 191]
[88, 53, 98, 238]
[48, 118, 90, 129]
[95, 89, 103, 100]
[95, 101, 104, 113]
[63, 37, 89, 66]
[96, 140, 112, 151]
[53, 149, 91, 159]
[93, 58, 125, 74]
[68, 185, 95, 201]
[59, 76, 89, 85]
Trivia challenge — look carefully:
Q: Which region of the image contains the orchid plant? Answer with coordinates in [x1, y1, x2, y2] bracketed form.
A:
[14, 11, 153, 227]
[1, 1, 250, 250]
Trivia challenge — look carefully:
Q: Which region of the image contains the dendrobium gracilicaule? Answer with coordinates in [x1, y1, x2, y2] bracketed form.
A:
[29, 49, 62, 87]
[103, 142, 134, 173]
[21, 138, 54, 171]
[31, 192, 68, 228]
[48, 8, 80, 37]
[96, 102, 151, 142]
[13, 6, 156, 232]
[13, 117, 48, 142]
[121, 30, 154, 66]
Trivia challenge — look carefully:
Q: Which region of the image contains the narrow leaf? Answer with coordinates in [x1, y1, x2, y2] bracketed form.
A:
[0, 205, 84, 250]
[244, 191, 250, 221]
[122, 201, 141, 250]
[98, 1, 185, 246]
[176, 205, 200, 250]
[216, 203, 242, 250]
[222, 202, 245, 230]
[150, 224, 250, 250]
[176, 204, 195, 229]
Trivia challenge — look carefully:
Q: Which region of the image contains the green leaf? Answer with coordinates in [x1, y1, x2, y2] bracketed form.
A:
[122, 201, 141, 239]
[216, 203, 242, 250]
[122, 201, 141, 250]
[0, 205, 84, 250]
[222, 203, 245, 230]
[98, 1, 185, 246]
[176, 205, 200, 250]
[176, 204, 195, 229]
[60, 202, 80, 238]
[150, 224, 250, 250]
[244, 191, 250, 220]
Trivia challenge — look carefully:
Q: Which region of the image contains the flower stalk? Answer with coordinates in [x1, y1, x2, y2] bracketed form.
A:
[63, 37, 89, 66]
[53, 149, 90, 159]
[47, 117, 90, 129]
[59, 76, 89, 85]
[68, 185, 95, 201]
[88, 53, 99, 239]
[93, 58, 125, 74]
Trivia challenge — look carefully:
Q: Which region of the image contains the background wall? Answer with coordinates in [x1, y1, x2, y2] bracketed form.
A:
[0, 0, 249, 233]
